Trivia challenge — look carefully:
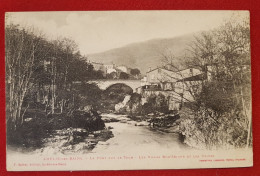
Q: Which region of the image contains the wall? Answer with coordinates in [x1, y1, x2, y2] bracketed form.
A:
[146, 68, 180, 83]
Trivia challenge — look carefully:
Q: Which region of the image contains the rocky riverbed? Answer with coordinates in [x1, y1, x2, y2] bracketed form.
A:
[8, 111, 188, 156]
[34, 127, 113, 155]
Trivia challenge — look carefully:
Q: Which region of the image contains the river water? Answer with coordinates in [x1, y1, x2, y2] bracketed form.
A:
[92, 114, 190, 155]
[7, 113, 189, 156]
[7, 113, 253, 171]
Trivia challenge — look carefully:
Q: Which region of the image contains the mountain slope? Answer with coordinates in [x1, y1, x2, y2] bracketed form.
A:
[88, 34, 195, 73]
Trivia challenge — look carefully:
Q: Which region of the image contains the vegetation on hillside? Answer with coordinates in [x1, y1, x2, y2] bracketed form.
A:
[173, 19, 251, 149]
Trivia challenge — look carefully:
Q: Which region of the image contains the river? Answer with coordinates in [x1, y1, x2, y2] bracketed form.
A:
[7, 113, 189, 156]
[92, 113, 190, 155]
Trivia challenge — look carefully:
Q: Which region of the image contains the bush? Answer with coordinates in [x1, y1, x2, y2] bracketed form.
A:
[119, 72, 129, 79]
[142, 94, 169, 115]
[123, 93, 169, 115]
[6, 109, 105, 149]
[179, 106, 249, 150]
[68, 110, 105, 131]
[72, 83, 103, 110]
[125, 93, 142, 114]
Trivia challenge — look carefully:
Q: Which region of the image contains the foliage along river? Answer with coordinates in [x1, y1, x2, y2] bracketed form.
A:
[92, 113, 190, 155]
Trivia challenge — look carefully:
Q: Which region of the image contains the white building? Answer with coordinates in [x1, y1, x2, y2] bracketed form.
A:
[142, 66, 207, 104]
[116, 65, 128, 73]
[107, 68, 117, 74]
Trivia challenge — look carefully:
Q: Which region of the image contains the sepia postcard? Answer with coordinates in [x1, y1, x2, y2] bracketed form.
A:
[5, 10, 252, 171]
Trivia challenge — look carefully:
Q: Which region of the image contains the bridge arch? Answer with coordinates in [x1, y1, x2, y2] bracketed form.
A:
[88, 79, 142, 92]
[106, 83, 133, 92]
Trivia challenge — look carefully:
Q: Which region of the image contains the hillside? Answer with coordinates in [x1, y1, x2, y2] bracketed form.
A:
[88, 33, 196, 74]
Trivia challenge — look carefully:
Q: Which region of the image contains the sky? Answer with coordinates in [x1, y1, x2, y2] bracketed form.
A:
[7, 11, 249, 55]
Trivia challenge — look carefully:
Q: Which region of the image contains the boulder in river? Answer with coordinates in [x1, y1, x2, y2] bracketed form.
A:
[115, 95, 131, 112]
[98, 141, 109, 145]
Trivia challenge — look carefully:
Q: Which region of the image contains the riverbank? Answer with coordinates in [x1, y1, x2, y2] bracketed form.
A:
[6, 108, 113, 154]
[7, 105, 190, 155]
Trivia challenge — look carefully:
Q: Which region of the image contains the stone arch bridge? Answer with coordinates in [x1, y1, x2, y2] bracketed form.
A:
[88, 79, 142, 92]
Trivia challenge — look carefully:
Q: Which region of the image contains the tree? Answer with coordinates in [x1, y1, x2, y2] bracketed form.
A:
[95, 70, 105, 79]
[130, 68, 140, 78]
[119, 72, 129, 79]
[5, 21, 102, 128]
[57, 38, 78, 88]
[186, 19, 251, 149]
[162, 18, 251, 149]
[5, 24, 45, 129]
[107, 72, 117, 79]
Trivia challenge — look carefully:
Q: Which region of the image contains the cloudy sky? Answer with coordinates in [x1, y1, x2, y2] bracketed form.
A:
[7, 11, 248, 55]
